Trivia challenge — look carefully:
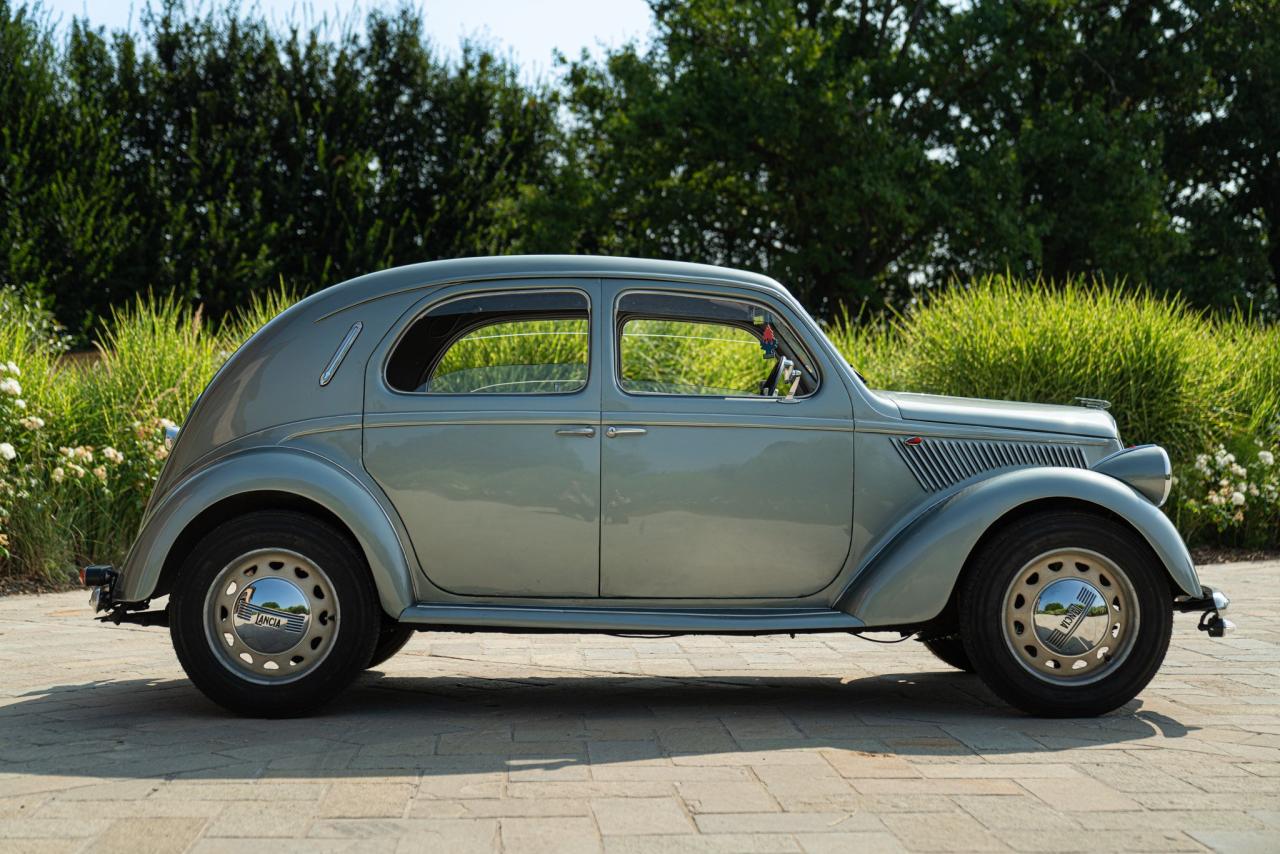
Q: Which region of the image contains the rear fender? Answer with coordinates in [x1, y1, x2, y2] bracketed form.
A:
[838, 466, 1200, 627]
[116, 447, 414, 616]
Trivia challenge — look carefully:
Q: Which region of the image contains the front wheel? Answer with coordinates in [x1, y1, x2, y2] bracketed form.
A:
[169, 511, 380, 717]
[367, 622, 416, 669]
[959, 510, 1173, 717]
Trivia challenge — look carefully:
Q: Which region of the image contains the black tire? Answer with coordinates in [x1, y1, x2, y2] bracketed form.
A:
[921, 634, 975, 673]
[959, 510, 1173, 717]
[367, 622, 416, 669]
[169, 510, 380, 717]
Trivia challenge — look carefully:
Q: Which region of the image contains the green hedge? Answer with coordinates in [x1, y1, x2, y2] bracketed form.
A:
[1, 277, 1277, 584]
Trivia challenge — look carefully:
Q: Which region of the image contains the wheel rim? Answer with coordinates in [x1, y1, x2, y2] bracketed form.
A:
[202, 548, 339, 685]
[1000, 548, 1140, 686]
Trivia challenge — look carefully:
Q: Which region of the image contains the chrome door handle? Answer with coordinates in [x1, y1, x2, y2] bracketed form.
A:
[555, 426, 596, 437]
[605, 426, 647, 438]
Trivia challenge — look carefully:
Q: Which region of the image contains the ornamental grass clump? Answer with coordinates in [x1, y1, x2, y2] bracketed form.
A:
[873, 277, 1231, 462]
[0, 288, 295, 583]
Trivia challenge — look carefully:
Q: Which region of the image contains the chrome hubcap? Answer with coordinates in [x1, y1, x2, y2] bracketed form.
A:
[203, 549, 338, 684]
[1001, 548, 1138, 685]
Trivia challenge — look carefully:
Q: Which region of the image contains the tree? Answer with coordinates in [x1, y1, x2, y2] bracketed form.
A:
[548, 0, 957, 312]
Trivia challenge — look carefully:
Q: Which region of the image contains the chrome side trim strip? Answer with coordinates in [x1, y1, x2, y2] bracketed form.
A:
[319, 321, 363, 386]
[398, 604, 864, 633]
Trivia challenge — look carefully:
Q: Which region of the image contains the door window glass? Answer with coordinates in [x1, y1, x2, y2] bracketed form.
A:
[386, 291, 589, 394]
[616, 292, 817, 397]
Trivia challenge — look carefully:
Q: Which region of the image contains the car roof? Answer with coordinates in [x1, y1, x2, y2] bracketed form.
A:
[308, 255, 790, 318]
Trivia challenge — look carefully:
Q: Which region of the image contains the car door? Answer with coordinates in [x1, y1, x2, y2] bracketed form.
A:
[599, 282, 854, 599]
[363, 280, 602, 597]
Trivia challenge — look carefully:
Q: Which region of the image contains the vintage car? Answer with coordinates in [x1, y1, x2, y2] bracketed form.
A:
[80, 256, 1231, 717]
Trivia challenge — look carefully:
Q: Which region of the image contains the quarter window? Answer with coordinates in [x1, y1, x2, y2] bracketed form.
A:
[386, 291, 589, 394]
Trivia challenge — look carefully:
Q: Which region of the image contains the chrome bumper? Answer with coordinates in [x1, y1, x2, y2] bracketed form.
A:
[1175, 586, 1232, 637]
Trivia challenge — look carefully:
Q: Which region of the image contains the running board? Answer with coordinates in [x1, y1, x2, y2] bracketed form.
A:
[397, 604, 864, 634]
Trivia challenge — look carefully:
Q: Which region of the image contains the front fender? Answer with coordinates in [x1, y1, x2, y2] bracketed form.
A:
[838, 466, 1201, 627]
[116, 447, 415, 616]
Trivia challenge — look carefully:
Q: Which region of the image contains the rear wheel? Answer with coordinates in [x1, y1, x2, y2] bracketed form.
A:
[959, 510, 1172, 717]
[920, 634, 974, 672]
[169, 511, 380, 717]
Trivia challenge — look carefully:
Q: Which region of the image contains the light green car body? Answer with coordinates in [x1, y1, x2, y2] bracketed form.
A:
[112, 256, 1200, 634]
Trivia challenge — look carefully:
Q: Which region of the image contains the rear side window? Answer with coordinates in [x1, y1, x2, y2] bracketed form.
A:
[386, 290, 589, 394]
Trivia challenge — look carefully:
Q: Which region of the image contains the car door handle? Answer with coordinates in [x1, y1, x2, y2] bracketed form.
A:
[555, 426, 596, 437]
[605, 426, 647, 438]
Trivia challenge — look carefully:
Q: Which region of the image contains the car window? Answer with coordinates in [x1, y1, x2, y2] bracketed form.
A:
[616, 292, 817, 397]
[620, 319, 765, 395]
[386, 290, 589, 394]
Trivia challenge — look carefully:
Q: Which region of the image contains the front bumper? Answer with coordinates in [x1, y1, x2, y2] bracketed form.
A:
[1175, 586, 1233, 637]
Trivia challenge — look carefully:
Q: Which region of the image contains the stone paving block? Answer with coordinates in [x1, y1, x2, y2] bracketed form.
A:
[605, 834, 802, 853]
[694, 812, 884, 834]
[501, 816, 602, 853]
[593, 797, 694, 835]
[83, 817, 207, 853]
[794, 832, 907, 854]
[1187, 829, 1280, 853]
[317, 782, 412, 818]
[675, 780, 779, 814]
[1019, 775, 1140, 811]
[309, 817, 498, 850]
[0, 817, 112, 838]
[880, 812, 1005, 852]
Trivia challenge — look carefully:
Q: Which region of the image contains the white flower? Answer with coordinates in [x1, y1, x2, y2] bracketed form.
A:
[13, 399, 24, 410]
[18, 416, 44, 430]
[0, 378, 20, 396]
[102, 446, 124, 464]
[1231, 491, 1246, 507]
[1230, 463, 1248, 479]
[0, 442, 15, 461]
[92, 466, 107, 481]
[153, 446, 169, 461]
[1208, 492, 1224, 506]
[4, 362, 17, 376]
[51, 466, 64, 483]
[1259, 451, 1275, 467]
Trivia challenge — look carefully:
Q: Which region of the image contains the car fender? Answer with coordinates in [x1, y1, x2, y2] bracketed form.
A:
[837, 466, 1201, 627]
[116, 447, 415, 617]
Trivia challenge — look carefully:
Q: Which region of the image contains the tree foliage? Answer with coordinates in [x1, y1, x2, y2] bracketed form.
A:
[0, 0, 1276, 339]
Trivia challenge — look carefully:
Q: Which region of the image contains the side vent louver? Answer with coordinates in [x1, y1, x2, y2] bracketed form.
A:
[892, 437, 1088, 492]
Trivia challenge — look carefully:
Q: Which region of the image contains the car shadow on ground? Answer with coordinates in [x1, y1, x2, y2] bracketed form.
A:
[0, 668, 1195, 782]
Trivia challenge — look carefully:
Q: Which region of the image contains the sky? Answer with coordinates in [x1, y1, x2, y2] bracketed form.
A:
[36, 1, 654, 80]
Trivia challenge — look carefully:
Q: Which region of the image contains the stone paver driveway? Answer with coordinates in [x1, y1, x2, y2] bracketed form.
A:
[0, 563, 1278, 853]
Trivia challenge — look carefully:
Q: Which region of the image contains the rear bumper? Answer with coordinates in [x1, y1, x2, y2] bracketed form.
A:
[80, 564, 168, 626]
[80, 565, 117, 612]
[1175, 586, 1232, 637]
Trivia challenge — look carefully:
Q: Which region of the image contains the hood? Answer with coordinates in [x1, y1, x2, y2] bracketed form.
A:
[878, 391, 1119, 440]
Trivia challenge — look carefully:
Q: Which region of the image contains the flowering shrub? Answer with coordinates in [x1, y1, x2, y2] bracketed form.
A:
[1177, 427, 1280, 547]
